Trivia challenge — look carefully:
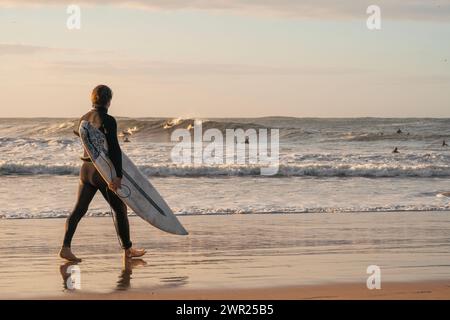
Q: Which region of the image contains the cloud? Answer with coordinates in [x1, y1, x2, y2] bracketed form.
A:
[0, 0, 449, 21]
[0, 42, 365, 76]
[0, 44, 112, 56]
[0, 44, 56, 55]
[45, 59, 365, 77]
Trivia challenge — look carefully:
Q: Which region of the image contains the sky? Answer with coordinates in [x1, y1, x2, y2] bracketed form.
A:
[0, 0, 449, 118]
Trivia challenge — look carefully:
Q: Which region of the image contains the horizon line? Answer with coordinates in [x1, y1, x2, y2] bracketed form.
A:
[1, 116, 450, 120]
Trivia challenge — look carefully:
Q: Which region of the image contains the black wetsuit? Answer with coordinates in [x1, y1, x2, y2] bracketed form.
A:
[62, 106, 132, 249]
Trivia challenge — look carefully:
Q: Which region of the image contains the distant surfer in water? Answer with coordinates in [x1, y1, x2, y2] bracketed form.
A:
[443, 140, 448, 147]
[123, 132, 131, 143]
[392, 147, 400, 153]
[59, 85, 146, 262]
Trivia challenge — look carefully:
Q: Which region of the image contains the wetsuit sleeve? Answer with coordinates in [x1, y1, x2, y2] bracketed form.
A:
[104, 117, 123, 178]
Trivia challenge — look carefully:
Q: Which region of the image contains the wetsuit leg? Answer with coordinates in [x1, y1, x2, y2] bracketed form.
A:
[63, 161, 132, 249]
[63, 180, 97, 248]
[90, 167, 132, 250]
[98, 186, 133, 249]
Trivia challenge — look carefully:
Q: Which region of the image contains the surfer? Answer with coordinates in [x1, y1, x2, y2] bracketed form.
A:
[59, 85, 146, 262]
[443, 140, 448, 147]
[396, 129, 402, 134]
[392, 147, 400, 153]
[122, 130, 131, 143]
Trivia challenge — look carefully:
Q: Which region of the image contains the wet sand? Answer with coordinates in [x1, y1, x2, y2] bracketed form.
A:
[1, 212, 450, 299]
[53, 281, 450, 300]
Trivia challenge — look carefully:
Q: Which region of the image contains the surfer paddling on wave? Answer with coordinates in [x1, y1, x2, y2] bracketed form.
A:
[59, 85, 146, 262]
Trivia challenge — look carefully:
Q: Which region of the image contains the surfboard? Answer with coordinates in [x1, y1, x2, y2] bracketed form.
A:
[79, 120, 188, 236]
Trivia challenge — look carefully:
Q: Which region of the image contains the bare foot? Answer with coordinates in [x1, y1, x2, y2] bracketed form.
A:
[124, 247, 146, 259]
[59, 247, 82, 262]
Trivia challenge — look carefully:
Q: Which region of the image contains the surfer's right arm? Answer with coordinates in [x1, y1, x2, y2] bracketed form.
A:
[104, 116, 123, 179]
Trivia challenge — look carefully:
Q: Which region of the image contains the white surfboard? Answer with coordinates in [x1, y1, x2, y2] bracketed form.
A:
[79, 120, 188, 235]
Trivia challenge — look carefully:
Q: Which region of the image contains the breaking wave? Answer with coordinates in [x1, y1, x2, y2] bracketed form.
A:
[2, 162, 450, 177]
[4, 117, 450, 143]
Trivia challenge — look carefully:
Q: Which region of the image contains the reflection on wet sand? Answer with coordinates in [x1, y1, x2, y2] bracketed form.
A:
[60, 257, 189, 293]
[159, 276, 189, 287]
[116, 257, 190, 291]
[116, 258, 147, 291]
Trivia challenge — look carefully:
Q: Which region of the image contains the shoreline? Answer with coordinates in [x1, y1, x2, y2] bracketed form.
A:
[2, 209, 450, 220]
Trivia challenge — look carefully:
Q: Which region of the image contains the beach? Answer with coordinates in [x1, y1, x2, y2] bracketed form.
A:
[2, 117, 450, 300]
[1, 212, 450, 299]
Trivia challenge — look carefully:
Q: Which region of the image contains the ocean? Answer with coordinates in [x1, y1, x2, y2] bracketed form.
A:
[2, 117, 450, 219]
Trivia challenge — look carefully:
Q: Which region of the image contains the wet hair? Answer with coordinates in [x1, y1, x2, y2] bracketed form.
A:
[91, 85, 113, 107]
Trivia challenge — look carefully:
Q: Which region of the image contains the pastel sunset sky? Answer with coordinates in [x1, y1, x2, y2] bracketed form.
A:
[0, 0, 449, 117]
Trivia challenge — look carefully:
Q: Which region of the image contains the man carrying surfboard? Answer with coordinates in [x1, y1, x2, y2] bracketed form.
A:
[59, 85, 146, 262]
